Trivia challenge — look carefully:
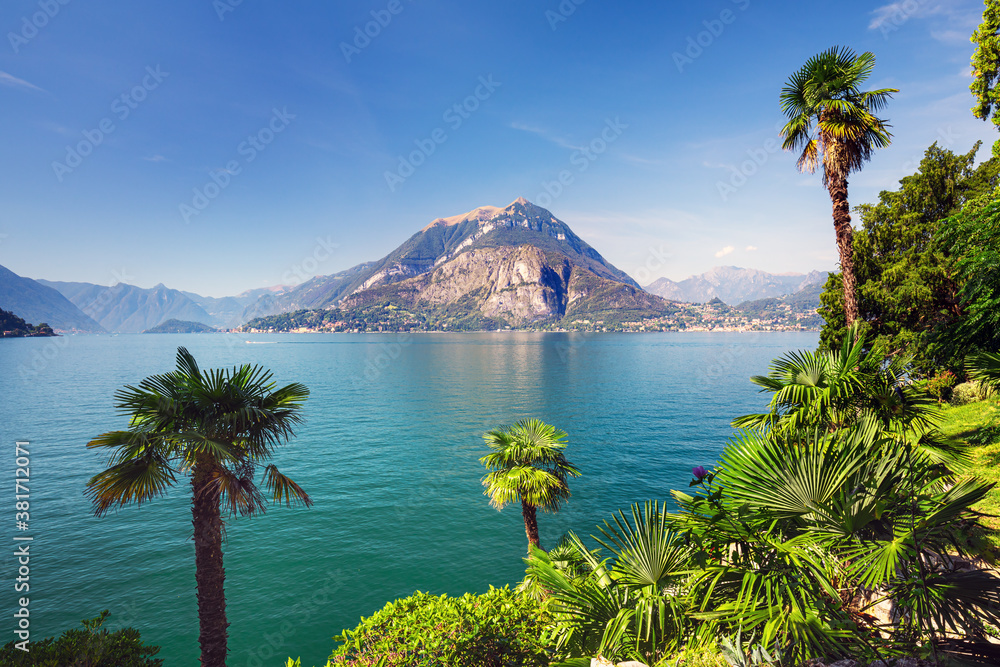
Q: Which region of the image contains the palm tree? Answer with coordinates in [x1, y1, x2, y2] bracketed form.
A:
[780, 46, 897, 325]
[85, 347, 311, 667]
[733, 324, 939, 439]
[968, 350, 1000, 390]
[480, 419, 580, 551]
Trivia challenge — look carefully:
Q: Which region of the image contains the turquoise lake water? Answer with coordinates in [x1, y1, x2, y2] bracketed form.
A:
[0, 331, 817, 666]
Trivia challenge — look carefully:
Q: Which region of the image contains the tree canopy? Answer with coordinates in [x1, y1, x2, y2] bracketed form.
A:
[818, 141, 1000, 374]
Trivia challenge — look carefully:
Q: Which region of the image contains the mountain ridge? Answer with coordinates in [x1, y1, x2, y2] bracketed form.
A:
[644, 266, 827, 305]
[38, 280, 216, 334]
[0, 265, 105, 332]
[6, 201, 829, 331]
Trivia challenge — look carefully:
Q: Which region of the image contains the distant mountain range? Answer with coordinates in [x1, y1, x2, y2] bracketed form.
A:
[0, 264, 105, 332]
[0, 198, 829, 332]
[644, 266, 828, 305]
[37, 280, 216, 334]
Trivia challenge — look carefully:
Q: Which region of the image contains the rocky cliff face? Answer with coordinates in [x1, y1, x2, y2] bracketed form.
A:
[341, 243, 667, 326]
[420, 246, 570, 322]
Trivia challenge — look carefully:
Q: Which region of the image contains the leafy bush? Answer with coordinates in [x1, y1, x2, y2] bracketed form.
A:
[328, 586, 550, 667]
[951, 380, 998, 406]
[926, 370, 958, 402]
[953, 382, 981, 405]
[0, 611, 163, 666]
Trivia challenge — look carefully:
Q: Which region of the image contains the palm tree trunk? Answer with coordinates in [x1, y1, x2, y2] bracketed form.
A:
[192, 459, 229, 667]
[828, 170, 859, 326]
[521, 499, 541, 551]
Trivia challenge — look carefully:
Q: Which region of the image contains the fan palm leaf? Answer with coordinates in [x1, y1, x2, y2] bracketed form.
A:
[85, 346, 310, 667]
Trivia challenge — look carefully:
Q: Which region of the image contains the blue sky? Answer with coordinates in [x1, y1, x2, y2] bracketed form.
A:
[0, 0, 995, 296]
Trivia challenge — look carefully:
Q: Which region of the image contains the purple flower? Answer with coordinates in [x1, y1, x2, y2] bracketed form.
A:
[692, 465, 708, 481]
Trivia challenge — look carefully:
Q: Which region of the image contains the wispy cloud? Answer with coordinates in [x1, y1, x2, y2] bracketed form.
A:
[509, 122, 584, 150]
[930, 29, 968, 44]
[869, 0, 978, 42]
[746, 245, 758, 251]
[715, 245, 735, 258]
[0, 71, 44, 92]
[143, 155, 168, 162]
[869, 2, 937, 30]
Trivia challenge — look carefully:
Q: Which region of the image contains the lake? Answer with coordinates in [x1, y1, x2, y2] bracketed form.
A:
[0, 331, 817, 666]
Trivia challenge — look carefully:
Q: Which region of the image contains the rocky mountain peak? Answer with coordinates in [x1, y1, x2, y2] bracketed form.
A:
[421, 197, 553, 232]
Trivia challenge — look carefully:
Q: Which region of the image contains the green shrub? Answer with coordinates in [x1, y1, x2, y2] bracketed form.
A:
[953, 382, 981, 405]
[0, 611, 163, 666]
[926, 369, 958, 401]
[328, 586, 550, 667]
[952, 380, 998, 405]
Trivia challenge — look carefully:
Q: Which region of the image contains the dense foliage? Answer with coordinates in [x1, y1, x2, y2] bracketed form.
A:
[971, 0, 1000, 131]
[0, 611, 163, 666]
[0, 307, 55, 337]
[326, 587, 550, 667]
[932, 193, 1000, 363]
[818, 142, 1000, 374]
[525, 332, 1000, 666]
[141, 318, 216, 333]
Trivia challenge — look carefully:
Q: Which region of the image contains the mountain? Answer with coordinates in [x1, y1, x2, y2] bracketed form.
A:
[238, 197, 647, 324]
[181, 286, 294, 329]
[235, 267, 373, 323]
[0, 264, 105, 332]
[735, 282, 825, 328]
[303, 198, 666, 327]
[39, 280, 215, 333]
[143, 319, 216, 334]
[644, 266, 828, 305]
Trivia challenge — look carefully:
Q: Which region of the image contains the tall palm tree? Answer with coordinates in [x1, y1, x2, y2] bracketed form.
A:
[780, 46, 897, 325]
[85, 347, 311, 667]
[480, 419, 580, 551]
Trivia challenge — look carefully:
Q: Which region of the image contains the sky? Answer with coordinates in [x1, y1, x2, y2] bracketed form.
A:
[0, 0, 996, 297]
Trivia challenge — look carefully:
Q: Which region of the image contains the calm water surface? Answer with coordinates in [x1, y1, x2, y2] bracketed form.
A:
[0, 331, 817, 666]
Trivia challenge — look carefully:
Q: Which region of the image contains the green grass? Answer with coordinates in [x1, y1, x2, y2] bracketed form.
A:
[938, 396, 1000, 549]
